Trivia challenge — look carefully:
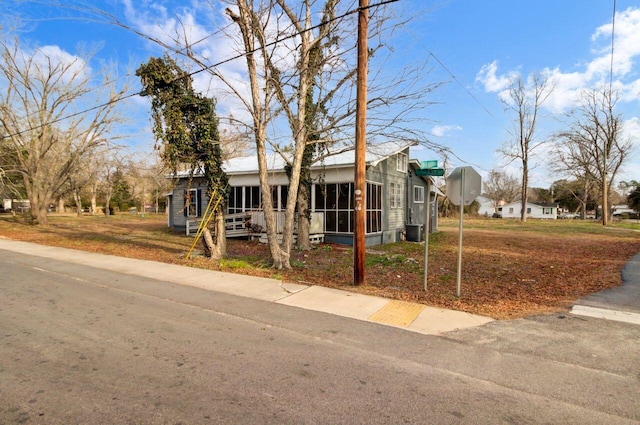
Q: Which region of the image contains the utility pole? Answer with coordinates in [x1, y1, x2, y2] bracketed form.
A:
[353, 0, 368, 285]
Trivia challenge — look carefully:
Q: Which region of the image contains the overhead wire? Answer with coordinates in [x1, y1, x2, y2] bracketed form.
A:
[0, 0, 400, 141]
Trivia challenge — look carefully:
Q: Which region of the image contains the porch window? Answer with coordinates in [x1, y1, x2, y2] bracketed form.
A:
[413, 185, 425, 204]
[366, 182, 382, 233]
[270, 185, 289, 211]
[184, 188, 200, 217]
[226, 186, 264, 214]
[314, 182, 381, 234]
[396, 152, 408, 173]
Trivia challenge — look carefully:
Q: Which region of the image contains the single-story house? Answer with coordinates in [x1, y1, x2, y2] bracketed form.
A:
[475, 195, 497, 217]
[166, 140, 441, 246]
[498, 201, 558, 219]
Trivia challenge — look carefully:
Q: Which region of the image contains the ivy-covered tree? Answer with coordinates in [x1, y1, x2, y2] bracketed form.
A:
[136, 55, 228, 259]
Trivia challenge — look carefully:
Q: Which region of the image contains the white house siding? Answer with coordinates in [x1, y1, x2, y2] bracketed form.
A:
[499, 202, 558, 219]
[365, 149, 410, 244]
[476, 195, 496, 217]
[406, 163, 438, 235]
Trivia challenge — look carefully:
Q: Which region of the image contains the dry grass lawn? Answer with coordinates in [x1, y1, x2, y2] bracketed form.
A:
[1, 213, 639, 319]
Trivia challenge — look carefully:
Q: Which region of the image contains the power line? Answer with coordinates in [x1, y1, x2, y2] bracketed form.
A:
[1, 0, 399, 141]
[406, 29, 494, 118]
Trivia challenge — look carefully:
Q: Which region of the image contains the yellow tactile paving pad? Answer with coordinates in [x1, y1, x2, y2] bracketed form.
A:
[368, 300, 426, 327]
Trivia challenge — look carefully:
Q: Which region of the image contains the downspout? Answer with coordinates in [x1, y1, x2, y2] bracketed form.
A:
[406, 168, 411, 224]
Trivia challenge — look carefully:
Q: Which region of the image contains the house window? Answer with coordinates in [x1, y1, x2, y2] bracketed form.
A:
[184, 188, 200, 217]
[396, 152, 408, 173]
[366, 182, 382, 233]
[543, 207, 553, 215]
[389, 182, 402, 209]
[526, 207, 532, 214]
[413, 185, 425, 204]
[314, 182, 380, 234]
[509, 207, 514, 214]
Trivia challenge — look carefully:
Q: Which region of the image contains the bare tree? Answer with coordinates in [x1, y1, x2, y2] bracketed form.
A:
[99, 153, 127, 217]
[499, 74, 553, 222]
[219, 118, 254, 160]
[0, 37, 127, 224]
[554, 88, 633, 225]
[86, 0, 444, 267]
[483, 169, 520, 213]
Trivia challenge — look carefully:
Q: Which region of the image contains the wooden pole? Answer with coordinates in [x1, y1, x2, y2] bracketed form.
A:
[353, 0, 368, 286]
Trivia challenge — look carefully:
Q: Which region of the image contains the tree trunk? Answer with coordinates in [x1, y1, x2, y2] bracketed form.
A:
[27, 189, 48, 225]
[35, 205, 48, 226]
[258, 147, 290, 269]
[73, 191, 83, 217]
[90, 187, 98, 215]
[202, 209, 227, 260]
[520, 161, 528, 222]
[296, 183, 311, 250]
[58, 198, 65, 213]
[602, 177, 608, 226]
[104, 196, 112, 216]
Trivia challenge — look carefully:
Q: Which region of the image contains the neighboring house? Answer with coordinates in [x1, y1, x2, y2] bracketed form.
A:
[498, 202, 558, 219]
[475, 195, 497, 217]
[612, 205, 634, 216]
[166, 140, 440, 246]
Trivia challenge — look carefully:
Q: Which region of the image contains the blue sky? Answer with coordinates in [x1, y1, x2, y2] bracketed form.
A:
[3, 0, 640, 189]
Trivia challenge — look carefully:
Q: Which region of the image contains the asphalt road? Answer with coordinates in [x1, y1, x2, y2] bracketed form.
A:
[1, 250, 639, 424]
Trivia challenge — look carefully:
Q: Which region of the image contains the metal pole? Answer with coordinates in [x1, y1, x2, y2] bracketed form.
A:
[423, 179, 430, 290]
[456, 169, 465, 297]
[353, 0, 368, 286]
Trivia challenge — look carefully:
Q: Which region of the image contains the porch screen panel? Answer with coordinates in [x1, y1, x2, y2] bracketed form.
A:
[280, 185, 289, 211]
[249, 186, 260, 209]
[314, 184, 326, 210]
[314, 182, 380, 235]
[227, 187, 243, 214]
[367, 183, 382, 233]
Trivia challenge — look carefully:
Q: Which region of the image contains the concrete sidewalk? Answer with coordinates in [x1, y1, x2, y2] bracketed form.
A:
[0, 238, 493, 335]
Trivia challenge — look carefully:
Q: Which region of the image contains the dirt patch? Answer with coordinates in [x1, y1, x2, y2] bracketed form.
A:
[1, 213, 639, 319]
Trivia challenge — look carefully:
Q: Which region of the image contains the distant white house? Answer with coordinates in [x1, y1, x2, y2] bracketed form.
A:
[498, 202, 558, 219]
[612, 205, 634, 216]
[475, 195, 497, 217]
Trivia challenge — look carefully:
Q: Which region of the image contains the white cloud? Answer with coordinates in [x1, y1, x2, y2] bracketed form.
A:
[591, 7, 640, 78]
[122, 1, 254, 122]
[476, 60, 517, 93]
[431, 124, 462, 137]
[31, 45, 90, 81]
[478, 7, 640, 114]
[623, 116, 640, 143]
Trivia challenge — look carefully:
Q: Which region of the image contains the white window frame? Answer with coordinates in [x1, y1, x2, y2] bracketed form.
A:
[186, 188, 198, 217]
[390, 183, 396, 209]
[389, 182, 402, 209]
[413, 185, 425, 204]
[396, 152, 408, 173]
